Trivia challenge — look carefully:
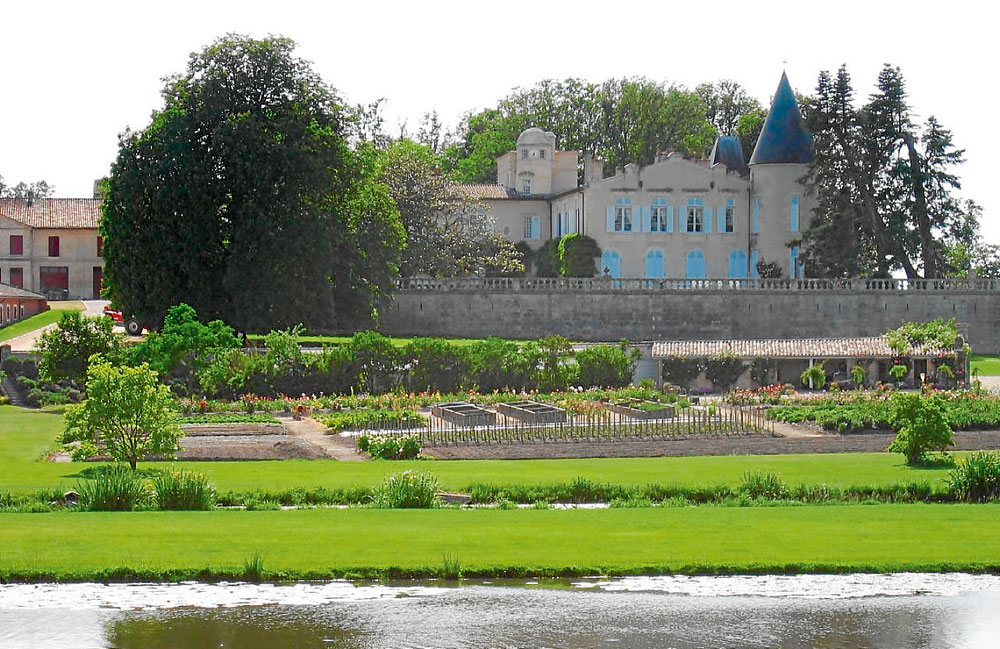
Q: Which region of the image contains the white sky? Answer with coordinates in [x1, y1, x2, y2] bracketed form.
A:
[2, 0, 996, 243]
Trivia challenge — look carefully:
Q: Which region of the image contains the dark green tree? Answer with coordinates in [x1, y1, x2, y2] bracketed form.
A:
[802, 64, 980, 279]
[102, 35, 404, 333]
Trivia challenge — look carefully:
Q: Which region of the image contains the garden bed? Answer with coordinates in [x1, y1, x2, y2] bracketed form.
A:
[497, 401, 567, 424]
[430, 402, 496, 427]
[607, 399, 676, 420]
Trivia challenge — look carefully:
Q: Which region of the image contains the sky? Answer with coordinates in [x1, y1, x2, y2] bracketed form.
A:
[2, 0, 996, 243]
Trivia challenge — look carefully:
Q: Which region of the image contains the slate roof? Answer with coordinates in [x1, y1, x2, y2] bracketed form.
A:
[651, 337, 955, 359]
[0, 198, 101, 229]
[454, 184, 510, 199]
[709, 136, 748, 176]
[749, 72, 813, 165]
[0, 282, 46, 300]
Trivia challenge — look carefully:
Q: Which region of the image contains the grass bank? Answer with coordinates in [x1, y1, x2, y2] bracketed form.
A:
[1, 505, 998, 581]
[0, 301, 85, 343]
[971, 354, 1000, 377]
[0, 406, 963, 495]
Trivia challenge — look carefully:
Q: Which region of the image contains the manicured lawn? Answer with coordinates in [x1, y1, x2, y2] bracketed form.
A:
[245, 333, 495, 347]
[971, 354, 1000, 377]
[0, 301, 85, 343]
[0, 405, 960, 494]
[1, 505, 998, 580]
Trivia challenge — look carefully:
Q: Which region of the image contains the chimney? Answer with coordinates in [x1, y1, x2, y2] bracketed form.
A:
[583, 153, 604, 185]
[26, 190, 34, 208]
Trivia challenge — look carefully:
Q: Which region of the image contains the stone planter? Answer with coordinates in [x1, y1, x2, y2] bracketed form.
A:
[430, 401, 496, 426]
[497, 400, 567, 424]
[607, 398, 675, 420]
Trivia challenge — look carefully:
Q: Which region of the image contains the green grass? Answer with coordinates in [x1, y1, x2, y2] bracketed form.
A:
[0, 301, 85, 343]
[244, 334, 494, 347]
[971, 354, 1000, 377]
[1, 505, 999, 580]
[0, 406, 963, 495]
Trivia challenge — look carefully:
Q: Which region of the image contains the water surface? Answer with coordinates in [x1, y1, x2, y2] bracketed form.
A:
[2, 574, 999, 649]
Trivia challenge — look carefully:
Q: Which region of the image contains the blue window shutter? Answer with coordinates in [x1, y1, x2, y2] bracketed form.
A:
[717, 207, 725, 233]
[704, 207, 712, 233]
[607, 206, 615, 233]
[751, 249, 759, 278]
[666, 206, 674, 233]
[791, 196, 800, 232]
[643, 207, 651, 233]
[532, 217, 540, 240]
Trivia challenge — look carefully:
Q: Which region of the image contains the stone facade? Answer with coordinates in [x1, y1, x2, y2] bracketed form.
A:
[466, 72, 813, 280]
[0, 198, 104, 300]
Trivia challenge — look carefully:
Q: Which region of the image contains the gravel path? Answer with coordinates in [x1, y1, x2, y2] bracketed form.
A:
[280, 415, 368, 461]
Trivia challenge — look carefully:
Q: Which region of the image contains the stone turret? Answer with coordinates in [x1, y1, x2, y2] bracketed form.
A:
[749, 72, 814, 279]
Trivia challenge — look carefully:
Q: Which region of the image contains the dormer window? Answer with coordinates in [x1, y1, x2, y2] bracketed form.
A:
[521, 149, 528, 160]
[539, 149, 545, 159]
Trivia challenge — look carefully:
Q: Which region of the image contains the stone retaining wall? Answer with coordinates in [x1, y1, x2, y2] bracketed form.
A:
[380, 278, 1000, 353]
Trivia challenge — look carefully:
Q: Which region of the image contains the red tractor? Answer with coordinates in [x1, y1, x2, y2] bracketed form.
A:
[102, 307, 156, 336]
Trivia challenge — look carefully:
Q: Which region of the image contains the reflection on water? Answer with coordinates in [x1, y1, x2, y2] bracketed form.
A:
[1, 575, 999, 649]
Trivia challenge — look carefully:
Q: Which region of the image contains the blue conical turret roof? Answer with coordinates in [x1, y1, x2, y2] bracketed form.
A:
[709, 136, 748, 176]
[749, 72, 813, 165]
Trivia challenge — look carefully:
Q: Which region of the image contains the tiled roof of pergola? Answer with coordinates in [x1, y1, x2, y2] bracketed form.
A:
[651, 337, 955, 359]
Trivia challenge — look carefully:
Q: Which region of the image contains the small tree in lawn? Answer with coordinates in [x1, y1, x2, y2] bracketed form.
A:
[887, 393, 954, 466]
[61, 358, 181, 469]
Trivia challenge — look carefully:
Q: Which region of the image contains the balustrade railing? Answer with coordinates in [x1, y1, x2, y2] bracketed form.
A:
[394, 276, 1000, 293]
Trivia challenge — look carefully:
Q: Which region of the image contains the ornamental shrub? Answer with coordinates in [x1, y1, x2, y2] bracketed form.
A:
[889, 364, 909, 381]
[557, 233, 601, 277]
[351, 331, 400, 393]
[467, 337, 533, 391]
[77, 464, 151, 511]
[36, 311, 123, 385]
[153, 467, 217, 510]
[851, 364, 866, 386]
[404, 337, 470, 393]
[371, 471, 440, 508]
[948, 451, 1000, 502]
[738, 470, 790, 500]
[887, 393, 954, 465]
[800, 364, 827, 390]
[575, 341, 641, 388]
[661, 356, 702, 388]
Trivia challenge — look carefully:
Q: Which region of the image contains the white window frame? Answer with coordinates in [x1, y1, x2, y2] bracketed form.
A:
[523, 180, 531, 196]
[686, 198, 704, 233]
[724, 199, 735, 233]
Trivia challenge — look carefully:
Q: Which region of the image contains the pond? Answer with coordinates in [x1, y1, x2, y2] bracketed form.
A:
[2, 573, 999, 648]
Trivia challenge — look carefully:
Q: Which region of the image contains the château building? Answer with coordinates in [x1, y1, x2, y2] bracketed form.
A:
[461, 72, 814, 280]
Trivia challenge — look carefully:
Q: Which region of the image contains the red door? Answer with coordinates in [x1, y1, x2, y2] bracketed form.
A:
[93, 266, 103, 299]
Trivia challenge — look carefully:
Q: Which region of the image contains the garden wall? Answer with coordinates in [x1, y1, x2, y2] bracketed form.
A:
[379, 278, 1000, 354]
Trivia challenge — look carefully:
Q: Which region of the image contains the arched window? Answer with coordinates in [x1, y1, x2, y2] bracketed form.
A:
[686, 249, 706, 279]
[728, 250, 748, 278]
[645, 249, 665, 278]
[601, 249, 621, 278]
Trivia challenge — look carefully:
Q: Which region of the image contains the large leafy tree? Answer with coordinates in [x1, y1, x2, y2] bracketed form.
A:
[801, 65, 981, 279]
[102, 35, 404, 333]
[443, 77, 722, 183]
[377, 139, 523, 277]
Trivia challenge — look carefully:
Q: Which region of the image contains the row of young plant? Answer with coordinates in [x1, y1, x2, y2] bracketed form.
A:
[6, 452, 999, 514]
[767, 389, 1000, 432]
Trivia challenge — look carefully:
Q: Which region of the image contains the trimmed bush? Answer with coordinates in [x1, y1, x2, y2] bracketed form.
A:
[404, 338, 470, 393]
[739, 470, 790, 500]
[370, 471, 440, 508]
[153, 468, 217, 510]
[77, 464, 150, 511]
[948, 451, 1000, 502]
[575, 341, 641, 388]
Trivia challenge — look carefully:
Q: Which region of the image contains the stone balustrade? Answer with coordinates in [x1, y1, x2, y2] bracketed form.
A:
[394, 276, 1000, 293]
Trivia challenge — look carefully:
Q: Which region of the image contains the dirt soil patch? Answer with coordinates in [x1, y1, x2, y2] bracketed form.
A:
[424, 430, 1000, 460]
[176, 421, 326, 460]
